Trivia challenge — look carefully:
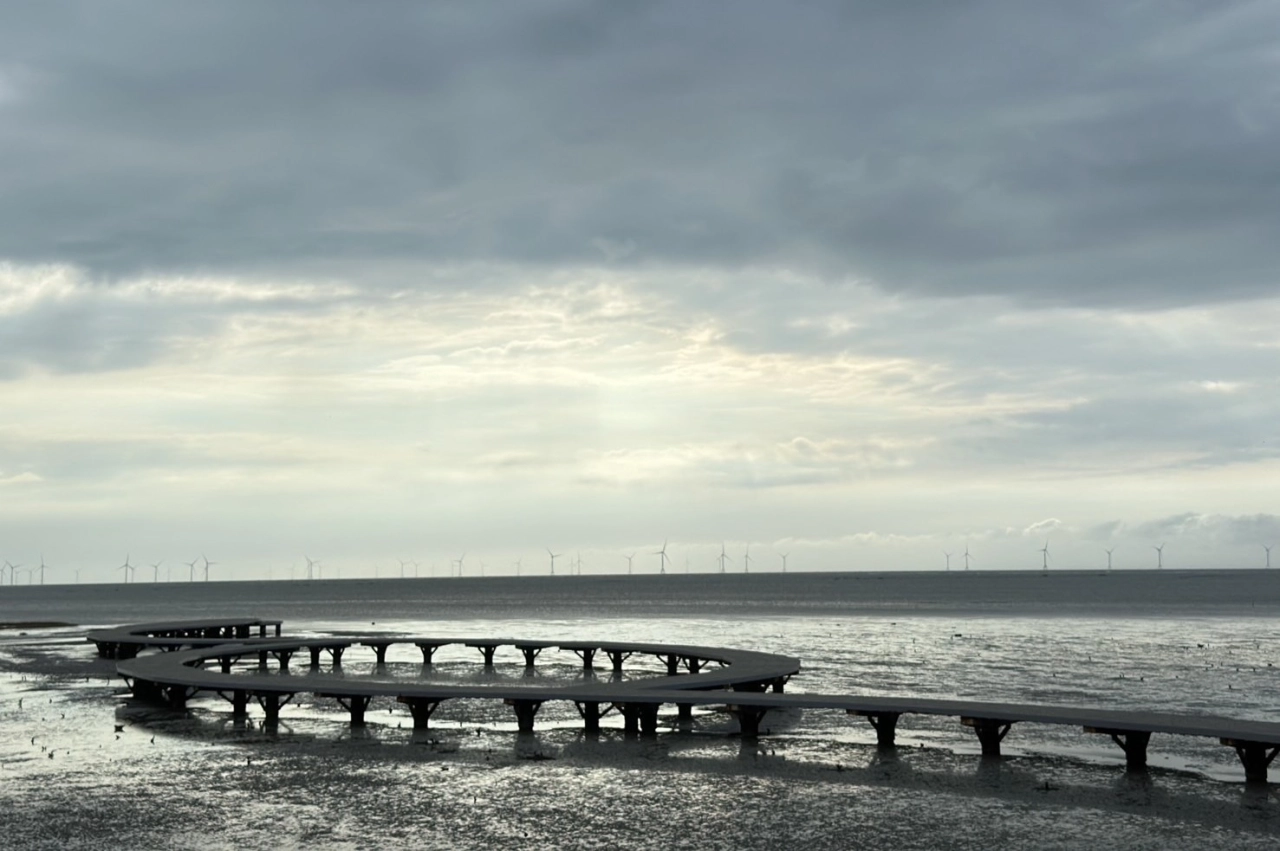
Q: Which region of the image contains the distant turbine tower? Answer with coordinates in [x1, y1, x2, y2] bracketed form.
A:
[963, 546, 972, 571]
[743, 545, 753, 574]
[1039, 541, 1050, 572]
[479, 560, 486, 578]
[653, 539, 670, 575]
[117, 554, 134, 584]
[779, 552, 788, 572]
[37, 554, 48, 585]
[1264, 545, 1272, 570]
[943, 551, 952, 571]
[185, 558, 199, 582]
[0, 560, 11, 585]
[150, 560, 162, 583]
[303, 555, 317, 580]
[1153, 543, 1164, 570]
[1105, 547, 1115, 571]
[547, 548, 560, 576]
[514, 558, 522, 577]
[74, 568, 81, 583]
[625, 553, 635, 575]
[398, 558, 409, 579]
[454, 553, 466, 577]
[718, 543, 730, 574]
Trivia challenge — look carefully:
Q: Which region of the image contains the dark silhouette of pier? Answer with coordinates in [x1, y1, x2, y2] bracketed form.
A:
[88, 618, 1280, 783]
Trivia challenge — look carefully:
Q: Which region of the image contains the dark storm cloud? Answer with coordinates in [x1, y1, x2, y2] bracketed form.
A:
[2, 1, 1277, 305]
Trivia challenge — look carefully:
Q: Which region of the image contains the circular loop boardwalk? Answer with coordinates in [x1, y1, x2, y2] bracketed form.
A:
[90, 618, 1280, 782]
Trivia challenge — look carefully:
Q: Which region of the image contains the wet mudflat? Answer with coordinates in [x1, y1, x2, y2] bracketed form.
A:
[2, 574, 1280, 848]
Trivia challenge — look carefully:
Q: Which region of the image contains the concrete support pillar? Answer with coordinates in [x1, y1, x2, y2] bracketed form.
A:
[329, 646, 345, 667]
[772, 678, 787, 694]
[684, 657, 703, 674]
[258, 650, 269, 670]
[638, 703, 660, 736]
[477, 645, 498, 667]
[606, 650, 630, 673]
[398, 697, 443, 730]
[219, 656, 233, 674]
[336, 695, 372, 727]
[231, 689, 248, 718]
[619, 703, 640, 737]
[256, 693, 294, 729]
[520, 647, 541, 667]
[574, 648, 597, 672]
[273, 650, 293, 671]
[1088, 727, 1152, 771]
[1223, 739, 1279, 783]
[274, 624, 282, 637]
[677, 703, 693, 721]
[853, 711, 900, 748]
[665, 654, 679, 675]
[371, 644, 389, 665]
[309, 647, 322, 668]
[416, 644, 438, 665]
[509, 699, 543, 733]
[574, 701, 602, 734]
[164, 685, 190, 710]
[734, 706, 769, 738]
[964, 717, 1012, 756]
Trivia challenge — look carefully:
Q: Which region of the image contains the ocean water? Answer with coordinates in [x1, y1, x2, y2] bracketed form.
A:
[1, 570, 1278, 849]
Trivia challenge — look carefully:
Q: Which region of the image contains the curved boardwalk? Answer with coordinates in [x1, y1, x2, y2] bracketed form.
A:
[90, 618, 1280, 782]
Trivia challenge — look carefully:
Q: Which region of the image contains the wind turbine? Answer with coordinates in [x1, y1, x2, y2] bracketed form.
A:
[743, 544, 753, 574]
[653, 539, 670, 575]
[398, 558, 409, 579]
[943, 551, 952, 572]
[717, 543, 730, 574]
[150, 560, 162, 583]
[547, 548, 560, 576]
[0, 560, 10, 585]
[454, 553, 466, 577]
[74, 568, 81, 583]
[117, 554, 133, 584]
[185, 558, 199, 582]
[624, 553, 635, 575]
[304, 555, 317, 580]
[1264, 545, 1272, 569]
[202, 555, 216, 581]
[963, 546, 973, 571]
[1153, 543, 1164, 570]
[1105, 547, 1115, 571]
[1039, 541, 1050, 572]
[37, 554, 48, 585]
[779, 552, 788, 573]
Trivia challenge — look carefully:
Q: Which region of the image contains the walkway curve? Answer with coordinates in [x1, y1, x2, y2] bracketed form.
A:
[92, 617, 1280, 783]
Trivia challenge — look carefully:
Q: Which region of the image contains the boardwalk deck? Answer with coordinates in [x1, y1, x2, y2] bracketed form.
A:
[106, 619, 1280, 783]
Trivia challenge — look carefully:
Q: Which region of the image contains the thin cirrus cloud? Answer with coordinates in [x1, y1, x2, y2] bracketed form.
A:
[0, 2, 1277, 577]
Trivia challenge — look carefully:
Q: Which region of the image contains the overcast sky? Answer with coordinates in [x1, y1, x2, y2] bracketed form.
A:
[2, 1, 1278, 582]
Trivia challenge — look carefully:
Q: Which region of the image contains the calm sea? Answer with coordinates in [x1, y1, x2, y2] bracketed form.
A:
[1, 570, 1278, 849]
